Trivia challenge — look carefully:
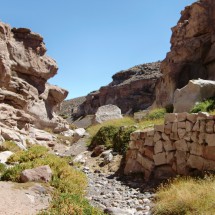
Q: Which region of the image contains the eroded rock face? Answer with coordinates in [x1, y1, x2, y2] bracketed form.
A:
[155, 0, 215, 107]
[0, 21, 68, 132]
[67, 62, 161, 119]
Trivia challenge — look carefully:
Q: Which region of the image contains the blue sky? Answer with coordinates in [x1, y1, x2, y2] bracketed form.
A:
[1, 0, 196, 99]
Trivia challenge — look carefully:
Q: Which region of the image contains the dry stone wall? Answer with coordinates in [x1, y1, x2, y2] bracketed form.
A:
[124, 112, 215, 181]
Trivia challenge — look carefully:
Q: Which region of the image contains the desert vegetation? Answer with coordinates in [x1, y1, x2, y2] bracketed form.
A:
[153, 175, 215, 215]
[0, 145, 104, 215]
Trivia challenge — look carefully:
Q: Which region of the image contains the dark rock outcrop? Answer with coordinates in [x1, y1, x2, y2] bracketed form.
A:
[155, 0, 215, 107]
[65, 62, 161, 120]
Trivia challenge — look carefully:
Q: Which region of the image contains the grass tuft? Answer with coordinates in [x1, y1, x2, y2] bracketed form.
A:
[153, 176, 215, 215]
[190, 98, 215, 113]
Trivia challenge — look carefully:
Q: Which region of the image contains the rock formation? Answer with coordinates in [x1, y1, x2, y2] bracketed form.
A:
[63, 62, 161, 120]
[0, 21, 69, 148]
[174, 79, 215, 113]
[155, 0, 215, 107]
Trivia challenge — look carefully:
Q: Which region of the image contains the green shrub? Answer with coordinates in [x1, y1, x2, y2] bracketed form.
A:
[0, 141, 21, 153]
[113, 126, 136, 154]
[90, 126, 120, 149]
[1, 145, 103, 214]
[144, 108, 166, 120]
[0, 163, 6, 173]
[191, 99, 215, 113]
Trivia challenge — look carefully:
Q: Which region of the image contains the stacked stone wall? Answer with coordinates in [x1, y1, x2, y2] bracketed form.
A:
[124, 112, 215, 180]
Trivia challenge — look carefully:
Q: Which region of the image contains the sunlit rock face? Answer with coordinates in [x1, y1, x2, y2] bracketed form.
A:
[155, 0, 215, 107]
[0, 21, 68, 132]
[69, 62, 161, 119]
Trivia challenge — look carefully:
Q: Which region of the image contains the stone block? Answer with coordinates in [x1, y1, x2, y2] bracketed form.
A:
[124, 159, 144, 175]
[136, 153, 154, 171]
[184, 132, 191, 141]
[205, 134, 215, 146]
[178, 112, 187, 122]
[190, 143, 204, 156]
[187, 155, 204, 170]
[129, 141, 137, 150]
[186, 121, 193, 132]
[144, 146, 154, 160]
[140, 131, 147, 139]
[175, 151, 188, 171]
[154, 140, 163, 154]
[153, 132, 161, 142]
[163, 141, 176, 152]
[206, 120, 214, 133]
[203, 146, 215, 161]
[146, 129, 155, 137]
[144, 137, 154, 146]
[170, 132, 179, 141]
[192, 121, 200, 132]
[153, 152, 166, 166]
[191, 132, 198, 142]
[197, 112, 210, 120]
[130, 131, 140, 141]
[172, 122, 178, 133]
[178, 122, 186, 129]
[154, 165, 176, 180]
[165, 123, 172, 135]
[178, 128, 186, 139]
[199, 121, 206, 133]
[203, 159, 215, 171]
[162, 132, 170, 141]
[126, 149, 138, 160]
[175, 139, 188, 151]
[187, 113, 198, 123]
[154, 124, 164, 132]
[166, 152, 175, 164]
[198, 133, 206, 144]
[165, 113, 178, 123]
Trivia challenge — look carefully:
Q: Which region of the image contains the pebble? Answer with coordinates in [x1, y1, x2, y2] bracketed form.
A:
[84, 166, 154, 215]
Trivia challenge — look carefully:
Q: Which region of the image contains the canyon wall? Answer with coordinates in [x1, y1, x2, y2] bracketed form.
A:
[125, 112, 215, 181]
[155, 0, 215, 107]
[70, 62, 161, 119]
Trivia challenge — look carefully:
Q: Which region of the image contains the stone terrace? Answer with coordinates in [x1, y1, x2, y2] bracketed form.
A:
[124, 112, 215, 181]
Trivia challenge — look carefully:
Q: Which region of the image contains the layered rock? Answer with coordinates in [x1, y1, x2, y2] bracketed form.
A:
[66, 62, 161, 120]
[0, 21, 69, 148]
[155, 0, 215, 107]
[125, 112, 215, 181]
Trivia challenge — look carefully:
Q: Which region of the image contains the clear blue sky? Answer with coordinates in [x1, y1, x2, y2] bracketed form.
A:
[1, 0, 196, 99]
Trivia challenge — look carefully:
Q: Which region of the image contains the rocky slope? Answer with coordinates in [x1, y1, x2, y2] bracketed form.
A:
[0, 21, 70, 149]
[64, 62, 161, 120]
[155, 0, 215, 107]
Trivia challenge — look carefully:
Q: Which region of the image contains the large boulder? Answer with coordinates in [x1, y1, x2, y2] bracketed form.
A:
[20, 165, 52, 183]
[173, 79, 215, 112]
[94, 105, 123, 124]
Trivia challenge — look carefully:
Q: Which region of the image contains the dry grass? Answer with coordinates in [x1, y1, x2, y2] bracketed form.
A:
[153, 176, 215, 215]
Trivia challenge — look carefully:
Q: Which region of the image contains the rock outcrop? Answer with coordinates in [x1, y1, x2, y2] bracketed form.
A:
[155, 0, 215, 107]
[174, 79, 215, 113]
[65, 62, 161, 120]
[0, 21, 69, 148]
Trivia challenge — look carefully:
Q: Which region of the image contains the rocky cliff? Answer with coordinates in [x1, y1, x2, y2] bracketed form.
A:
[68, 62, 161, 119]
[155, 0, 215, 107]
[0, 21, 69, 148]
